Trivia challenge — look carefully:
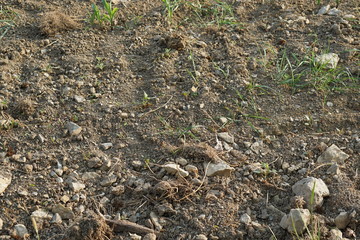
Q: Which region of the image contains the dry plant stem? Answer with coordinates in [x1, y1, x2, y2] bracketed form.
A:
[177, 162, 210, 201]
[309, 162, 334, 174]
[140, 96, 173, 117]
[105, 219, 157, 235]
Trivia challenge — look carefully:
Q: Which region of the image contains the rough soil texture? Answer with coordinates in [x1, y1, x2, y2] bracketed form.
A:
[0, 0, 359, 239]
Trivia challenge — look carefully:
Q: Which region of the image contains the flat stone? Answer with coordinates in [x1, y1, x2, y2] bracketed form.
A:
[326, 163, 340, 175]
[0, 170, 12, 194]
[317, 144, 349, 164]
[66, 121, 82, 136]
[335, 212, 350, 229]
[328, 8, 341, 15]
[50, 213, 62, 224]
[315, 53, 340, 69]
[100, 142, 113, 150]
[292, 177, 329, 209]
[82, 172, 100, 181]
[52, 204, 75, 220]
[100, 175, 117, 187]
[195, 234, 208, 240]
[206, 162, 234, 177]
[217, 132, 234, 144]
[69, 181, 85, 192]
[280, 208, 311, 234]
[31, 209, 52, 220]
[12, 224, 29, 239]
[162, 163, 189, 177]
[73, 95, 85, 103]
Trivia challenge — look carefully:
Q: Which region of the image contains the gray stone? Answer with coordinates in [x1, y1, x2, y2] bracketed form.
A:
[111, 185, 125, 195]
[100, 142, 113, 150]
[326, 163, 340, 175]
[328, 8, 341, 15]
[317, 144, 350, 164]
[52, 204, 75, 219]
[82, 172, 100, 181]
[206, 162, 234, 177]
[175, 157, 188, 166]
[317, 5, 330, 15]
[69, 181, 85, 192]
[315, 53, 340, 69]
[162, 163, 189, 177]
[280, 208, 311, 234]
[292, 177, 329, 208]
[100, 175, 117, 187]
[0, 170, 12, 194]
[12, 224, 29, 239]
[335, 212, 350, 229]
[240, 213, 251, 224]
[66, 121, 82, 136]
[50, 213, 62, 224]
[217, 132, 234, 144]
[74, 95, 85, 103]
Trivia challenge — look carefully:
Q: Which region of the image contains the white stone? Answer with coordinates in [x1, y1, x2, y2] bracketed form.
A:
[328, 8, 341, 16]
[162, 163, 189, 177]
[315, 53, 340, 69]
[280, 208, 311, 234]
[217, 132, 234, 144]
[100, 142, 113, 150]
[175, 157, 188, 166]
[31, 209, 53, 220]
[195, 234, 208, 240]
[317, 144, 350, 164]
[0, 218, 3, 230]
[0, 170, 12, 194]
[329, 228, 342, 240]
[292, 177, 329, 208]
[240, 213, 251, 224]
[69, 181, 85, 192]
[317, 5, 330, 15]
[206, 162, 234, 177]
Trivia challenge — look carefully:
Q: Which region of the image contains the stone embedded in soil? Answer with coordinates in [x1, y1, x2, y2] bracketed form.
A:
[195, 234, 208, 240]
[100, 142, 113, 150]
[31, 209, 53, 220]
[329, 228, 343, 240]
[73, 95, 85, 103]
[11, 224, 29, 239]
[206, 162, 234, 177]
[280, 208, 311, 234]
[328, 8, 341, 16]
[50, 213, 62, 224]
[82, 172, 100, 181]
[0, 169, 12, 194]
[52, 204, 75, 220]
[162, 163, 189, 177]
[315, 53, 340, 69]
[66, 121, 82, 136]
[69, 181, 86, 192]
[217, 132, 234, 144]
[143, 233, 157, 240]
[335, 212, 351, 229]
[240, 213, 251, 224]
[150, 211, 162, 231]
[317, 5, 330, 15]
[100, 174, 117, 187]
[317, 144, 350, 164]
[111, 185, 125, 196]
[292, 177, 329, 208]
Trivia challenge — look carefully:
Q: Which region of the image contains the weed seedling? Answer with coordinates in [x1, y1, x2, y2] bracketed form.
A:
[0, 6, 18, 40]
[90, 0, 119, 29]
[162, 0, 181, 22]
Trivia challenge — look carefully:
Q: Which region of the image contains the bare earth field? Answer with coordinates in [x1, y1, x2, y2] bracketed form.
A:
[0, 0, 359, 239]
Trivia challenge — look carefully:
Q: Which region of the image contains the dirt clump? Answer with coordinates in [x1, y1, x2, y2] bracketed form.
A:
[40, 11, 80, 36]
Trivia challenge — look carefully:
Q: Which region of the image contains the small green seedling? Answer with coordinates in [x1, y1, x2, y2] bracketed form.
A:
[90, 0, 119, 29]
[162, 0, 181, 22]
[0, 6, 18, 40]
